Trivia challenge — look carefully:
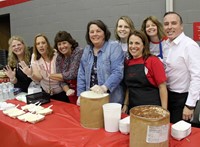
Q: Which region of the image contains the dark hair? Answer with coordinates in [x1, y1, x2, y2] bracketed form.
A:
[54, 31, 79, 55]
[33, 33, 55, 61]
[164, 11, 183, 24]
[85, 20, 111, 46]
[141, 16, 166, 41]
[128, 30, 151, 60]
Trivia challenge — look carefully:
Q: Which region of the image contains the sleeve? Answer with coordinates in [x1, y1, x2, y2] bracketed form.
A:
[77, 48, 87, 96]
[103, 42, 124, 92]
[62, 48, 83, 81]
[185, 42, 200, 106]
[148, 56, 167, 86]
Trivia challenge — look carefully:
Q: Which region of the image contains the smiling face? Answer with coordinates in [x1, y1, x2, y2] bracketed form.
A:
[35, 36, 48, 56]
[128, 34, 144, 59]
[145, 20, 158, 38]
[11, 40, 25, 57]
[57, 41, 72, 57]
[163, 13, 183, 41]
[89, 24, 105, 48]
[117, 19, 131, 42]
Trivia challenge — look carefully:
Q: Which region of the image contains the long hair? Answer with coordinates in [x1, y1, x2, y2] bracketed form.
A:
[141, 16, 166, 41]
[54, 31, 78, 56]
[115, 16, 135, 41]
[8, 36, 31, 67]
[33, 34, 55, 61]
[128, 30, 151, 60]
[85, 20, 111, 46]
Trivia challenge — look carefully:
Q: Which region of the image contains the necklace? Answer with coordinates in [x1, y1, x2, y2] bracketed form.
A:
[43, 59, 53, 95]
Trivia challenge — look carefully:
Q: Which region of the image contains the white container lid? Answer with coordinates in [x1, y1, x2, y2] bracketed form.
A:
[171, 120, 191, 140]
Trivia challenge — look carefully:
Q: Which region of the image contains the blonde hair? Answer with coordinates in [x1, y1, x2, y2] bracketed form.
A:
[8, 36, 31, 67]
[115, 16, 135, 41]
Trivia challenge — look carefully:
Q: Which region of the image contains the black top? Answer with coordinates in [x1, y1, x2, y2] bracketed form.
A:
[14, 65, 32, 92]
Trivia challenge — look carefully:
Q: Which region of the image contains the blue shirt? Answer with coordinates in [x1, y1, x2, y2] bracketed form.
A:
[77, 40, 124, 103]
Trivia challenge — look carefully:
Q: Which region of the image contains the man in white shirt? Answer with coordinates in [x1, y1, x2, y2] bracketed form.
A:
[163, 12, 200, 123]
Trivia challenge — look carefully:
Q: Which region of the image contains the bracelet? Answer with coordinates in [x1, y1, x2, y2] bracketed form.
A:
[124, 104, 128, 106]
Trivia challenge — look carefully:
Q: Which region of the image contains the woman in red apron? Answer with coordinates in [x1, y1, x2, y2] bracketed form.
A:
[122, 30, 167, 114]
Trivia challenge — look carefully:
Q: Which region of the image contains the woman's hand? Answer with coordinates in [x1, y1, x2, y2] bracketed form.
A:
[18, 61, 32, 77]
[66, 89, 75, 96]
[3, 65, 16, 79]
[122, 105, 128, 114]
[90, 85, 108, 94]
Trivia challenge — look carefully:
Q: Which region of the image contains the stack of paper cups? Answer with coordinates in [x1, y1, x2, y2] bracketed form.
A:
[103, 103, 122, 132]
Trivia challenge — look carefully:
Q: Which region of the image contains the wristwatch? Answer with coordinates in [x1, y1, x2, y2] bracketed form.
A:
[185, 105, 195, 110]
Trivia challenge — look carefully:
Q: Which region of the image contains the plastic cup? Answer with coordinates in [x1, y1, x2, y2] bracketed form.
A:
[103, 103, 122, 132]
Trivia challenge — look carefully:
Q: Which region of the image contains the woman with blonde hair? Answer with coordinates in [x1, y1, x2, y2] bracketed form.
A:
[4, 36, 32, 92]
[114, 16, 135, 59]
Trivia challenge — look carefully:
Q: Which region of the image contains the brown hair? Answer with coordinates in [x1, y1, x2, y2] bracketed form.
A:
[54, 31, 79, 55]
[141, 16, 166, 41]
[33, 34, 55, 60]
[85, 20, 111, 46]
[128, 30, 151, 60]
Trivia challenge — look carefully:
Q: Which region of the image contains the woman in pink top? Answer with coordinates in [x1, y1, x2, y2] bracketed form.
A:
[19, 34, 69, 102]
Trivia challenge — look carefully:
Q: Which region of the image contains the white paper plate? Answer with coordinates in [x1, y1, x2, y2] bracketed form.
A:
[7, 109, 25, 118]
[36, 108, 53, 115]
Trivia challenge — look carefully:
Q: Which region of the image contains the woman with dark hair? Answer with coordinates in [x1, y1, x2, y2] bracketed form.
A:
[49, 31, 83, 104]
[77, 20, 124, 104]
[122, 30, 167, 113]
[141, 16, 167, 60]
[19, 34, 69, 102]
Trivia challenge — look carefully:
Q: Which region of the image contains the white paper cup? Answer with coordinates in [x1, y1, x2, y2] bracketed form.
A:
[103, 103, 122, 132]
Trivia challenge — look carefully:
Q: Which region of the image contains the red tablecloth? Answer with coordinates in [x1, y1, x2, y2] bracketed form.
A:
[0, 99, 200, 147]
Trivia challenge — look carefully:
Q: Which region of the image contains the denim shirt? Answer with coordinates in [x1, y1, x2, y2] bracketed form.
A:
[77, 40, 124, 104]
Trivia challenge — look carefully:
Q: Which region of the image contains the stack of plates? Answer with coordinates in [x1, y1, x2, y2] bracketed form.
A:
[119, 116, 130, 135]
[171, 120, 191, 140]
[17, 112, 45, 123]
[3, 108, 25, 118]
[0, 102, 15, 110]
[36, 108, 53, 115]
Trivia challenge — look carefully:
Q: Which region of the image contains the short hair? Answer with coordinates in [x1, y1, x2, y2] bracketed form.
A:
[85, 20, 111, 46]
[54, 31, 79, 55]
[8, 36, 31, 67]
[163, 11, 183, 24]
[33, 33, 55, 60]
[115, 16, 135, 41]
[141, 16, 166, 41]
[128, 30, 151, 60]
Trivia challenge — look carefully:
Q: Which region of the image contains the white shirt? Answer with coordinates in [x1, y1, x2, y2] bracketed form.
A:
[150, 39, 167, 56]
[163, 32, 200, 106]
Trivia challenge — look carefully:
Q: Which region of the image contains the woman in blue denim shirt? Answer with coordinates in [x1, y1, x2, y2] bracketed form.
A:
[77, 20, 124, 104]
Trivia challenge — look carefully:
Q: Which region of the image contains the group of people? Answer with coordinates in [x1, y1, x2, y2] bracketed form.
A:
[3, 11, 200, 124]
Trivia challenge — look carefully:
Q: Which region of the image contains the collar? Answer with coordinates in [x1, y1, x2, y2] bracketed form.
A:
[89, 41, 108, 53]
[167, 32, 185, 45]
